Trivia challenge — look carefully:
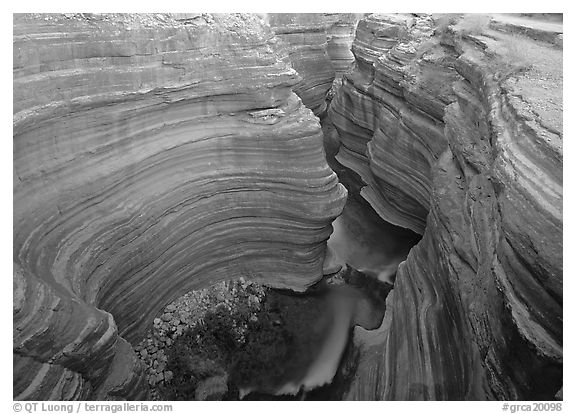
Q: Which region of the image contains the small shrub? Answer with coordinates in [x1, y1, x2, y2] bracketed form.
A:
[159, 283, 294, 400]
[433, 14, 461, 36]
[230, 311, 293, 388]
[454, 14, 492, 37]
[415, 39, 436, 60]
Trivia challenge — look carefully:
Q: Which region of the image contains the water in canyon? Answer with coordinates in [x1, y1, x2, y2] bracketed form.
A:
[327, 194, 421, 284]
[140, 191, 420, 400]
[139, 122, 423, 400]
[239, 193, 421, 399]
[238, 284, 359, 398]
[139, 104, 422, 401]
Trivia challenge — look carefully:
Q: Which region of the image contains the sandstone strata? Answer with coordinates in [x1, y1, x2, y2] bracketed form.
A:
[335, 14, 562, 400]
[329, 14, 462, 234]
[13, 13, 346, 400]
[324, 14, 363, 82]
[268, 13, 361, 116]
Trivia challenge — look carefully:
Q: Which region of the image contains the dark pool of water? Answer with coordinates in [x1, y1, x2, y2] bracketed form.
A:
[240, 192, 420, 399]
[327, 192, 421, 283]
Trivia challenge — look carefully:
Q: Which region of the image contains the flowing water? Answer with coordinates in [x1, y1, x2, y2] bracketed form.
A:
[327, 194, 420, 283]
[298, 289, 356, 390]
[241, 194, 420, 398]
[242, 106, 423, 398]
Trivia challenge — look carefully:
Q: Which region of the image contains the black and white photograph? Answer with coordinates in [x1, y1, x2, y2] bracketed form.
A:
[10, 3, 566, 410]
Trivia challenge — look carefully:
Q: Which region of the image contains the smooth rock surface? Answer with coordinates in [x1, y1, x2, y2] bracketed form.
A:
[329, 14, 462, 234]
[13, 13, 346, 400]
[268, 13, 361, 116]
[337, 14, 562, 400]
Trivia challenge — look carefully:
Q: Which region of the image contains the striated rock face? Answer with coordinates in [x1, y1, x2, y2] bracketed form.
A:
[337, 14, 562, 400]
[13, 13, 346, 400]
[324, 14, 363, 82]
[13, 262, 148, 400]
[267, 13, 361, 116]
[329, 14, 462, 234]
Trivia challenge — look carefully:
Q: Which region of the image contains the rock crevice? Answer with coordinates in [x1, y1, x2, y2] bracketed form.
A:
[333, 14, 562, 400]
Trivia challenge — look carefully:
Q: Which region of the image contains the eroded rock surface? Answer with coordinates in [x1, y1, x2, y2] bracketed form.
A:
[268, 13, 361, 116]
[330, 14, 462, 234]
[335, 14, 562, 400]
[13, 12, 563, 402]
[13, 13, 346, 400]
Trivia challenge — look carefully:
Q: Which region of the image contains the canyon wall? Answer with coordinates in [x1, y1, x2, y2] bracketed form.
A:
[324, 14, 362, 82]
[332, 14, 562, 400]
[13, 13, 346, 400]
[329, 14, 462, 234]
[268, 13, 361, 116]
[13, 12, 563, 401]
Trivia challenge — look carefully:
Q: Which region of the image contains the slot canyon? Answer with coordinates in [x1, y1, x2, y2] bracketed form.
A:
[13, 13, 562, 401]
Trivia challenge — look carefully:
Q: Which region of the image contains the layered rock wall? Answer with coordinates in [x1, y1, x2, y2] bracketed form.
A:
[329, 14, 462, 234]
[13, 12, 563, 401]
[13, 13, 346, 400]
[335, 14, 562, 400]
[324, 14, 363, 82]
[268, 13, 361, 116]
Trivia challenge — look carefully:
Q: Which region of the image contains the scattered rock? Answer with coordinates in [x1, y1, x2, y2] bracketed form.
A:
[165, 304, 176, 313]
[136, 279, 266, 399]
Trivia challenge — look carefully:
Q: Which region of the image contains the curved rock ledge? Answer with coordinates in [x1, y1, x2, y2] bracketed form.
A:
[13, 13, 346, 400]
[339, 14, 562, 400]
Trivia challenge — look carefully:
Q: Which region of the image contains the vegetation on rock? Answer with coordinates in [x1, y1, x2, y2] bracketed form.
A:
[138, 279, 303, 400]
